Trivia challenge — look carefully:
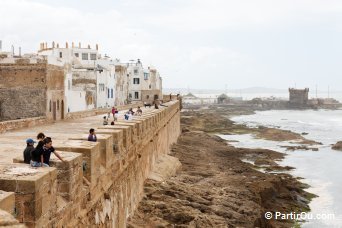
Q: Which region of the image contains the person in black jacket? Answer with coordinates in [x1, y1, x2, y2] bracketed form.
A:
[35, 132, 45, 148]
[31, 137, 64, 167]
[23, 138, 36, 164]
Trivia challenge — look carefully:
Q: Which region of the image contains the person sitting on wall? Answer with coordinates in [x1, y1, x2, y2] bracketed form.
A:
[103, 116, 108, 125]
[144, 102, 151, 108]
[124, 112, 129, 120]
[128, 108, 135, 115]
[23, 138, 36, 164]
[124, 110, 133, 120]
[153, 99, 159, 109]
[136, 106, 143, 116]
[31, 137, 64, 167]
[36, 132, 45, 149]
[88, 128, 97, 142]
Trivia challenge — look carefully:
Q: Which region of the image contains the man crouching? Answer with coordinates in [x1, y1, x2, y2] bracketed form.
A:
[31, 137, 65, 167]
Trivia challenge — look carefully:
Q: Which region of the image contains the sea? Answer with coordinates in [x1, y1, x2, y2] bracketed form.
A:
[193, 92, 342, 103]
[219, 109, 342, 227]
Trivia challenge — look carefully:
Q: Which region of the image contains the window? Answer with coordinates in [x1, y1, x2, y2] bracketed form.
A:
[49, 100, 51, 112]
[144, 72, 149, 80]
[133, 78, 140, 84]
[75, 53, 79, 57]
[111, 89, 113, 98]
[108, 89, 110, 98]
[90, 53, 97, 60]
[149, 84, 151, 89]
[134, 92, 139, 99]
[134, 69, 138, 75]
[57, 100, 59, 110]
[99, 83, 105, 92]
[59, 52, 63, 58]
[82, 53, 88, 60]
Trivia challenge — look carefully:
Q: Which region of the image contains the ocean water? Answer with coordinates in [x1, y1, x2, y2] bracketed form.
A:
[193, 92, 342, 102]
[220, 109, 342, 227]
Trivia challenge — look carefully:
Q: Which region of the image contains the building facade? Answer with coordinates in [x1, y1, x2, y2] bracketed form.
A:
[127, 59, 163, 104]
[114, 63, 129, 106]
[0, 55, 65, 121]
[0, 41, 164, 121]
[38, 42, 116, 112]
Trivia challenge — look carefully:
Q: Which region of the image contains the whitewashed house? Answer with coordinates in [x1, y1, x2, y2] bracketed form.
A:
[38, 42, 115, 112]
[127, 59, 163, 104]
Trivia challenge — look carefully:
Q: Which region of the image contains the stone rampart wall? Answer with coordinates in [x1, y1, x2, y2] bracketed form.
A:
[0, 101, 181, 227]
[0, 117, 49, 134]
[65, 102, 143, 120]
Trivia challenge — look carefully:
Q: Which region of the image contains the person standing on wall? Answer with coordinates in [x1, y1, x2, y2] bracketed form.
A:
[111, 106, 117, 118]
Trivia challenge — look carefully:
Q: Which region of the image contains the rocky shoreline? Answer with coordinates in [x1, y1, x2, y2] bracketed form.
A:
[128, 106, 316, 227]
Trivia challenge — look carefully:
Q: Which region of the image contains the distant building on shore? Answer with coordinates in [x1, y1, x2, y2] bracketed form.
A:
[289, 88, 309, 107]
[217, 93, 230, 104]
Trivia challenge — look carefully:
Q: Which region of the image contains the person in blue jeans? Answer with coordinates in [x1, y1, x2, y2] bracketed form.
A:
[31, 137, 65, 167]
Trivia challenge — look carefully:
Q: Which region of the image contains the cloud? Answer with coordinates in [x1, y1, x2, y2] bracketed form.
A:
[139, 0, 342, 31]
[1, 0, 342, 90]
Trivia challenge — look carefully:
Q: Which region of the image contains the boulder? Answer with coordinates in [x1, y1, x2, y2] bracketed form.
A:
[332, 141, 342, 151]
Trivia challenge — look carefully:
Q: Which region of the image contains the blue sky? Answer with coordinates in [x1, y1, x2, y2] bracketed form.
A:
[1, 0, 342, 90]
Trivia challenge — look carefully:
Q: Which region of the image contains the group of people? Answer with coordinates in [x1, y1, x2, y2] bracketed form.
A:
[23, 101, 169, 167]
[23, 133, 65, 168]
[103, 106, 118, 125]
[23, 129, 96, 168]
[124, 107, 143, 120]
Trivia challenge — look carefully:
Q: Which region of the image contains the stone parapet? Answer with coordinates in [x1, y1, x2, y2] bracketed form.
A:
[0, 117, 49, 134]
[0, 100, 181, 227]
[0, 190, 15, 215]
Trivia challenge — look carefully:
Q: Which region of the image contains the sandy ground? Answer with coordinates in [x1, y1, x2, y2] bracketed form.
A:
[128, 105, 315, 228]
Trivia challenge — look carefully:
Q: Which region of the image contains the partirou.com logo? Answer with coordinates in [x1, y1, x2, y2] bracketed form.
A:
[264, 212, 335, 221]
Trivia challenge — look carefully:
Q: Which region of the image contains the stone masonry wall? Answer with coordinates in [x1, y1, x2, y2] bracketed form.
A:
[0, 63, 65, 121]
[0, 63, 47, 121]
[0, 88, 46, 121]
[1, 101, 181, 227]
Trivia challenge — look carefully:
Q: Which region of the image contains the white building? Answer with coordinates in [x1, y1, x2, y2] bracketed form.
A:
[127, 59, 163, 104]
[1, 41, 164, 114]
[38, 42, 116, 112]
[114, 62, 130, 106]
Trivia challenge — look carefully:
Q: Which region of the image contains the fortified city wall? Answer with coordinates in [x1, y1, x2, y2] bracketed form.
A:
[0, 100, 181, 227]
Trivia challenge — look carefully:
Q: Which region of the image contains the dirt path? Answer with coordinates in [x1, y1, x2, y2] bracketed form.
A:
[128, 107, 314, 228]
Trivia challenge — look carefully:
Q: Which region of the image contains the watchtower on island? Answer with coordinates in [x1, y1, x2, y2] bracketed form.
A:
[289, 88, 309, 107]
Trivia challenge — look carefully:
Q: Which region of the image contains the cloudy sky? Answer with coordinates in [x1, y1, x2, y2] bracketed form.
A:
[1, 0, 342, 90]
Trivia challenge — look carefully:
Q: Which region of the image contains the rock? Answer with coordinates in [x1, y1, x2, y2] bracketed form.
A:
[254, 159, 277, 166]
[332, 141, 342, 151]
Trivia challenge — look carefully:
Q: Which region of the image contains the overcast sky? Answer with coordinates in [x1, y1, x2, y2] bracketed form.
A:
[1, 0, 342, 90]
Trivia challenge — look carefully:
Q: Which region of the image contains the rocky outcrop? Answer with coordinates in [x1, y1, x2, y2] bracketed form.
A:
[332, 141, 342, 151]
